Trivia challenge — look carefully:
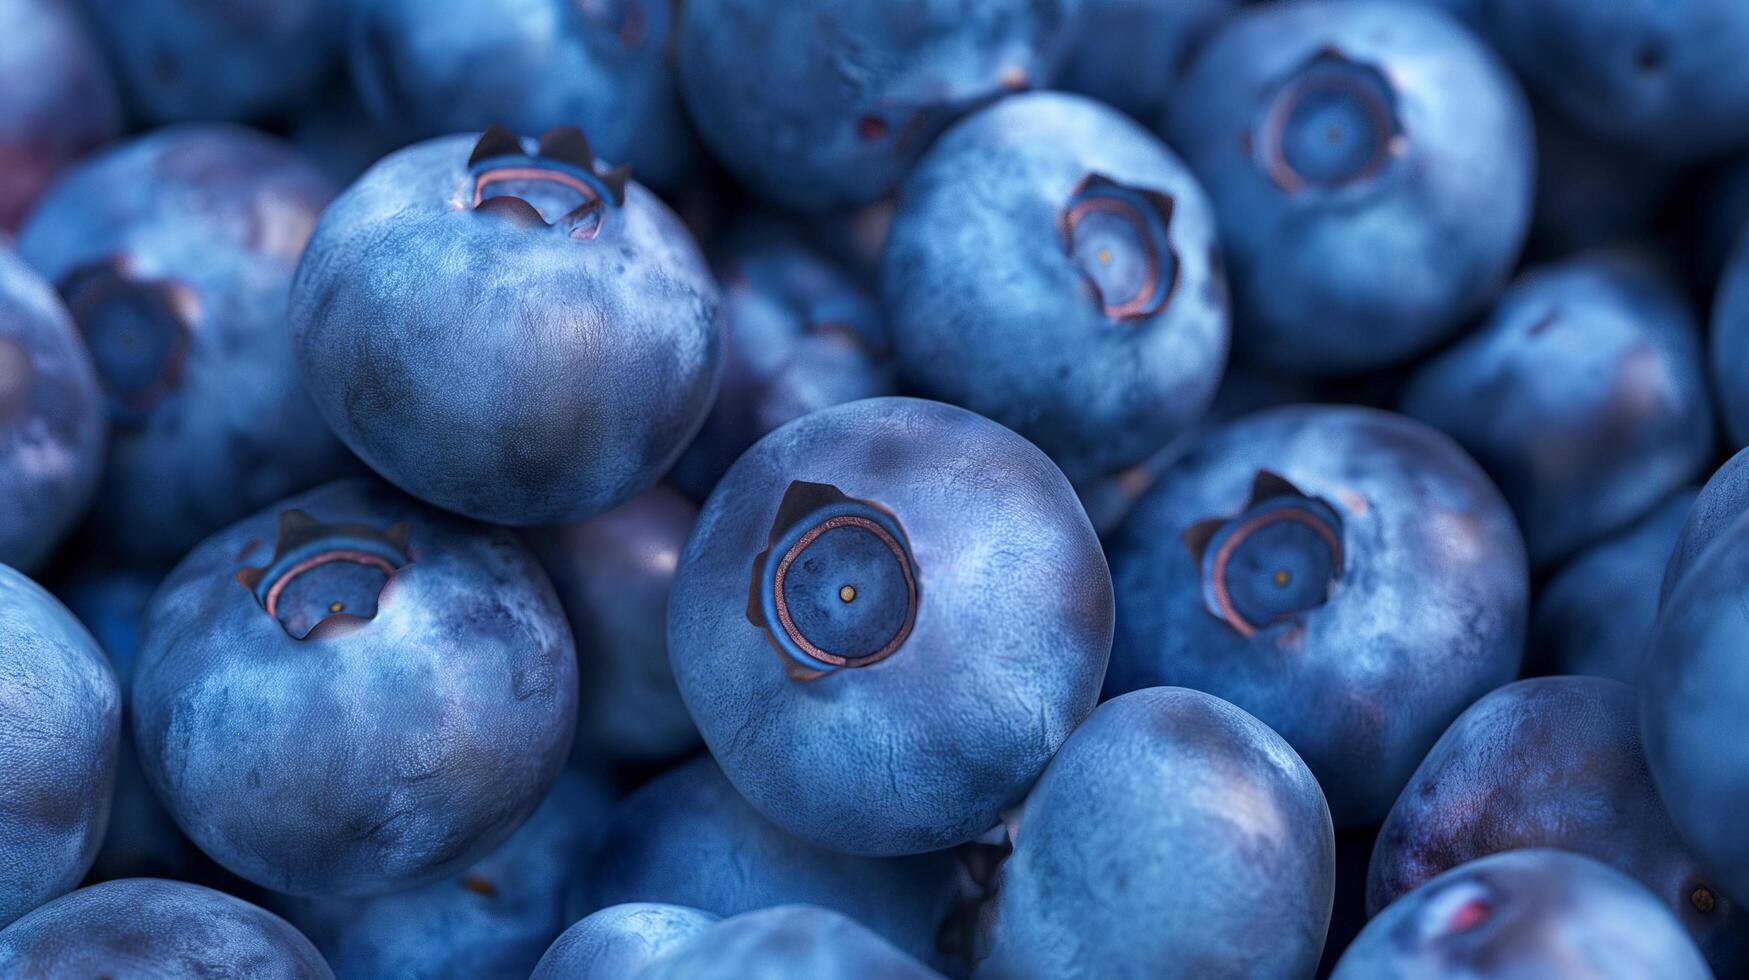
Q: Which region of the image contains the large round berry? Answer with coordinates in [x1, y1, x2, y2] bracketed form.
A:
[1108, 406, 1528, 825]
[0, 0, 122, 230]
[131, 478, 578, 897]
[883, 92, 1228, 483]
[1662, 447, 1749, 606]
[669, 397, 1112, 855]
[290, 128, 721, 525]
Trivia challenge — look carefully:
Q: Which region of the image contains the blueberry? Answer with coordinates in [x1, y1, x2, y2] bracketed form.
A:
[636, 905, 944, 980]
[670, 217, 893, 502]
[272, 770, 616, 980]
[583, 755, 963, 970]
[350, 0, 696, 189]
[17, 125, 355, 563]
[531, 903, 718, 980]
[669, 397, 1112, 856]
[1166, 0, 1533, 375]
[883, 91, 1229, 483]
[676, 0, 1076, 213]
[289, 127, 721, 526]
[0, 245, 104, 571]
[1369, 676, 1747, 971]
[1661, 447, 1749, 607]
[0, 0, 122, 230]
[1533, 489, 1696, 684]
[1335, 850, 1712, 979]
[1108, 405, 1528, 826]
[1058, 0, 1237, 124]
[1711, 230, 1749, 447]
[1402, 251, 1714, 569]
[0, 878, 334, 978]
[131, 477, 578, 897]
[0, 563, 119, 929]
[973, 687, 1334, 978]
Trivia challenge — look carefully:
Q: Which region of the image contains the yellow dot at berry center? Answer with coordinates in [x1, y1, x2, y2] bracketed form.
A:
[1097, 247, 1113, 265]
[839, 585, 857, 603]
[329, 601, 345, 613]
[1272, 569, 1292, 587]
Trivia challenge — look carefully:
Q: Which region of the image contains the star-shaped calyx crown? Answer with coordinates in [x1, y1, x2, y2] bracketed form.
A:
[1183, 470, 1346, 638]
[236, 509, 412, 640]
[466, 126, 631, 241]
[1062, 173, 1179, 321]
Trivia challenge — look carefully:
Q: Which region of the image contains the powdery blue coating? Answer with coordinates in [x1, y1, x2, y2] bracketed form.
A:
[1402, 252, 1714, 569]
[1535, 489, 1696, 684]
[635, 905, 945, 980]
[0, 0, 122, 230]
[1712, 231, 1749, 449]
[1166, 0, 1533, 376]
[1336, 850, 1712, 979]
[350, 0, 695, 189]
[1368, 676, 1748, 973]
[0, 878, 334, 978]
[582, 755, 963, 969]
[677, 0, 1078, 214]
[0, 245, 104, 571]
[131, 478, 579, 897]
[18, 125, 355, 563]
[1108, 405, 1528, 826]
[883, 92, 1229, 483]
[1662, 448, 1749, 608]
[530, 485, 700, 765]
[289, 133, 721, 526]
[0, 564, 120, 929]
[272, 770, 616, 980]
[974, 687, 1334, 979]
[531, 903, 718, 980]
[669, 397, 1113, 856]
[1058, 0, 1237, 124]
[671, 217, 894, 501]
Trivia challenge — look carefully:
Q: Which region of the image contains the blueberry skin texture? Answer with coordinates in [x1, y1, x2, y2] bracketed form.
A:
[669, 397, 1113, 856]
[1108, 405, 1529, 826]
[1058, 0, 1237, 124]
[530, 485, 700, 765]
[0, 878, 334, 979]
[975, 688, 1335, 980]
[0, 245, 104, 572]
[1661, 448, 1749, 608]
[351, 0, 695, 190]
[80, 0, 345, 123]
[677, 0, 1078, 214]
[1165, 0, 1533, 376]
[1712, 231, 1749, 449]
[18, 125, 355, 564]
[671, 217, 894, 501]
[1402, 252, 1714, 569]
[635, 905, 946, 980]
[272, 770, 615, 980]
[1644, 511, 1749, 909]
[0, 564, 120, 929]
[289, 132, 721, 526]
[0, 0, 122, 231]
[883, 92, 1229, 483]
[531, 903, 719, 980]
[1369, 676, 1747, 972]
[583, 755, 963, 968]
[1335, 850, 1712, 980]
[131, 477, 579, 897]
[1533, 489, 1696, 685]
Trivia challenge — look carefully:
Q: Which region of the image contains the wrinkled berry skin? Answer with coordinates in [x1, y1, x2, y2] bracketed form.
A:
[975, 688, 1334, 979]
[584, 755, 963, 969]
[290, 130, 721, 526]
[1662, 447, 1749, 607]
[677, 0, 1077, 213]
[18, 125, 354, 563]
[0, 564, 119, 930]
[671, 218, 893, 501]
[0, 246, 104, 571]
[639, 906, 944, 980]
[350, 0, 695, 189]
[1402, 252, 1714, 569]
[132, 478, 579, 897]
[1108, 406, 1528, 826]
[0, 878, 335, 979]
[531, 903, 719, 980]
[1166, 0, 1533, 376]
[1059, 0, 1236, 124]
[273, 771, 615, 980]
[0, 0, 122, 231]
[530, 486, 700, 765]
[1645, 512, 1749, 910]
[884, 92, 1229, 483]
[1534, 490, 1696, 685]
[1369, 676, 1747, 972]
[1336, 850, 1712, 979]
[669, 397, 1112, 856]
[1711, 232, 1749, 448]
[80, 0, 345, 123]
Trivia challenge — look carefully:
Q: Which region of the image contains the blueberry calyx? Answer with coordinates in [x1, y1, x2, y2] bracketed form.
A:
[58, 259, 194, 426]
[1062, 173, 1180, 321]
[466, 126, 631, 240]
[1253, 46, 1405, 193]
[236, 509, 413, 640]
[1183, 470, 1345, 638]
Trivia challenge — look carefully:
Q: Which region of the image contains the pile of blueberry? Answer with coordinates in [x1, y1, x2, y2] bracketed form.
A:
[7, 0, 1749, 977]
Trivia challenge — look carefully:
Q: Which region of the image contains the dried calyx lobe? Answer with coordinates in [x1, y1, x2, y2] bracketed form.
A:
[57, 260, 193, 425]
[237, 509, 412, 639]
[1063, 173, 1179, 320]
[466, 125, 631, 240]
[1184, 470, 1345, 638]
[747, 480, 920, 680]
[1255, 47, 1404, 193]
